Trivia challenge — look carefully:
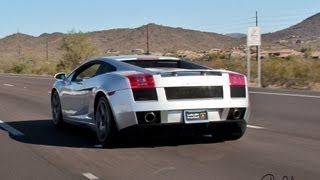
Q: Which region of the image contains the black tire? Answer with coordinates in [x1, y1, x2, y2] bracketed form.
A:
[51, 91, 64, 127]
[95, 96, 116, 147]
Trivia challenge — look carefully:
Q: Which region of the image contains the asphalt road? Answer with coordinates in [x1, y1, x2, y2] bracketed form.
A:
[0, 74, 319, 180]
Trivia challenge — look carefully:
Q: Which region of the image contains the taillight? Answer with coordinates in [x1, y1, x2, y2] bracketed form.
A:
[126, 73, 155, 89]
[229, 73, 246, 98]
[126, 73, 157, 101]
[229, 73, 246, 86]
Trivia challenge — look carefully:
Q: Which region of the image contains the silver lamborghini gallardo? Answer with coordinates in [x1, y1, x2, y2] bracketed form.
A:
[51, 55, 250, 146]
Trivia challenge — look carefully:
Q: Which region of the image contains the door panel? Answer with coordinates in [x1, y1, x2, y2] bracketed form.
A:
[61, 62, 102, 120]
[60, 80, 87, 118]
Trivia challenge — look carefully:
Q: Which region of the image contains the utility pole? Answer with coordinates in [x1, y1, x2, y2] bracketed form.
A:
[247, 12, 261, 88]
[256, 11, 258, 26]
[246, 43, 251, 86]
[17, 28, 21, 58]
[46, 39, 49, 61]
[256, 11, 262, 87]
[146, 24, 150, 55]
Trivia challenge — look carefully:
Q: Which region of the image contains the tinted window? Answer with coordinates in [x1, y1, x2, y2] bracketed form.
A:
[96, 63, 117, 75]
[124, 60, 179, 68]
[74, 63, 101, 81]
[124, 59, 209, 69]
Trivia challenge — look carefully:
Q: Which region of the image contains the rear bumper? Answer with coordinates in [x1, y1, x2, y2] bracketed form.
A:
[109, 88, 250, 130]
[120, 119, 247, 137]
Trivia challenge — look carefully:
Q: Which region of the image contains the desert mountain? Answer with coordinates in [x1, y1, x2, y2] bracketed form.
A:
[262, 13, 320, 49]
[226, 33, 246, 39]
[1, 12, 320, 62]
[0, 24, 241, 61]
[88, 24, 241, 53]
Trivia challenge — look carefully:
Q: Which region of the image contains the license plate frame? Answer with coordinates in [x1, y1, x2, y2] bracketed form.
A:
[184, 110, 209, 124]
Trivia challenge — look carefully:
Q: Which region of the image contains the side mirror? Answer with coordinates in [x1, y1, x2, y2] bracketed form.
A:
[54, 73, 66, 81]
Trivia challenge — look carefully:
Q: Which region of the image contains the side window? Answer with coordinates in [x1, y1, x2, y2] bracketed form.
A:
[96, 63, 116, 75]
[74, 63, 101, 81]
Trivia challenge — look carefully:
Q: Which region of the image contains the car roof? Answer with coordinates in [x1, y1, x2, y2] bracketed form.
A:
[100, 55, 179, 61]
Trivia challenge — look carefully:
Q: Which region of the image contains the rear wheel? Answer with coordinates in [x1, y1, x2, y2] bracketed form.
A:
[51, 91, 64, 127]
[95, 96, 116, 147]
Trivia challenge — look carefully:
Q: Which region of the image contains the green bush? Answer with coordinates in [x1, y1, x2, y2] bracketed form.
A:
[206, 53, 229, 61]
[196, 59, 246, 75]
[300, 47, 312, 59]
[2, 52, 320, 90]
[197, 56, 320, 90]
[12, 63, 27, 74]
[261, 57, 316, 88]
[58, 30, 96, 72]
[0, 58, 58, 75]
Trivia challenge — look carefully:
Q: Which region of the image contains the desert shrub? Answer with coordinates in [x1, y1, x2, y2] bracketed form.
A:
[197, 59, 246, 75]
[9, 62, 33, 74]
[197, 56, 320, 89]
[300, 47, 312, 58]
[31, 62, 57, 75]
[58, 30, 96, 72]
[261, 57, 317, 88]
[12, 63, 27, 74]
[1, 58, 57, 75]
[206, 53, 228, 61]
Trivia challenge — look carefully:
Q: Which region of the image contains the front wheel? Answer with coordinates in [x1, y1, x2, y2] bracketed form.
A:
[51, 91, 64, 127]
[95, 96, 116, 147]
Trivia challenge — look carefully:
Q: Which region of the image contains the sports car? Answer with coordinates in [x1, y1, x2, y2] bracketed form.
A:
[51, 55, 250, 146]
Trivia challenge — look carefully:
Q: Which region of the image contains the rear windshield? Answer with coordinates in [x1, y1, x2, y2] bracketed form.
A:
[124, 59, 210, 70]
[124, 60, 179, 68]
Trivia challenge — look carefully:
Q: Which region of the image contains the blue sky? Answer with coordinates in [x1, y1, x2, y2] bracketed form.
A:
[0, 0, 319, 38]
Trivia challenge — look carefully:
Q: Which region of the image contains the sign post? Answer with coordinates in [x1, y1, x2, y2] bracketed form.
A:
[247, 27, 261, 87]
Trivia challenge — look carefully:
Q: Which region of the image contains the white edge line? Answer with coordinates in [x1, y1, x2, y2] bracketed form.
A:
[82, 173, 99, 180]
[247, 125, 265, 129]
[0, 74, 53, 80]
[3, 84, 14, 87]
[250, 91, 320, 99]
[0, 120, 24, 136]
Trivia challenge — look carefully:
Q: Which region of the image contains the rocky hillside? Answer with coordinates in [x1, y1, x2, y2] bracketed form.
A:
[0, 32, 64, 61]
[262, 13, 320, 50]
[0, 24, 241, 61]
[89, 23, 241, 53]
[1, 12, 320, 62]
[226, 33, 246, 39]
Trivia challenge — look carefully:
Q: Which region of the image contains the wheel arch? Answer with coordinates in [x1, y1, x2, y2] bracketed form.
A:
[94, 91, 119, 131]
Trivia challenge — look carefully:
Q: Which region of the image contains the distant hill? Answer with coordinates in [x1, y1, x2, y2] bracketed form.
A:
[262, 13, 320, 50]
[0, 23, 241, 61]
[1, 12, 320, 63]
[226, 33, 246, 38]
[88, 24, 241, 53]
[0, 32, 64, 61]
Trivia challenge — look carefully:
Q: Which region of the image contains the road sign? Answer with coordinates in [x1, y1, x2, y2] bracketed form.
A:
[247, 27, 261, 46]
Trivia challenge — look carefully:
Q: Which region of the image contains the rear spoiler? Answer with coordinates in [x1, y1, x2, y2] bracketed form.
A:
[158, 70, 222, 77]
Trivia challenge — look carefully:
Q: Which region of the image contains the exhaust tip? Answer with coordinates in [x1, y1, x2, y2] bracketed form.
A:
[233, 108, 241, 120]
[136, 111, 161, 124]
[144, 112, 156, 123]
[227, 108, 246, 120]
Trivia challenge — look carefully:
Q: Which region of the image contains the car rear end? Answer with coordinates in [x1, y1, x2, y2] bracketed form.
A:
[107, 57, 249, 139]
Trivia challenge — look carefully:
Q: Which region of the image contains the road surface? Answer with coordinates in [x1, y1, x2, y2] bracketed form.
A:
[0, 74, 319, 180]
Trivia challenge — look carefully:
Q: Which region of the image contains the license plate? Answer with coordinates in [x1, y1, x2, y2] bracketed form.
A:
[184, 110, 209, 123]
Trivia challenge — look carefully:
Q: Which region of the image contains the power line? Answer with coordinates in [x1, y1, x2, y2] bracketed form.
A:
[259, 10, 319, 19]
[211, 10, 318, 34]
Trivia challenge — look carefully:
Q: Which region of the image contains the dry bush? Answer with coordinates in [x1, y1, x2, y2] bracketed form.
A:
[196, 56, 320, 90]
